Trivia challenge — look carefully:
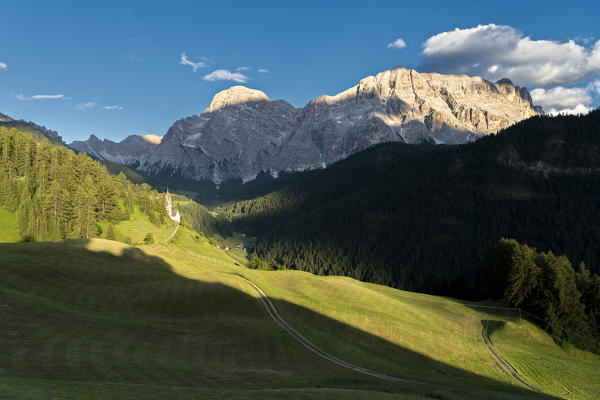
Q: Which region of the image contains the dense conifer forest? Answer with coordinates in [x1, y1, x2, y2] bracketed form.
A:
[0, 127, 166, 241]
[221, 110, 600, 298]
[480, 238, 600, 353]
[177, 197, 233, 239]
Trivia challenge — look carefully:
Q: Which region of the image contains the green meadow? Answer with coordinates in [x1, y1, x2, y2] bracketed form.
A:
[0, 224, 597, 399]
[0, 206, 20, 243]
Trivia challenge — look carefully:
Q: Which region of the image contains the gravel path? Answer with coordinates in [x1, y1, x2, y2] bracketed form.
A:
[481, 320, 543, 393]
[239, 276, 422, 383]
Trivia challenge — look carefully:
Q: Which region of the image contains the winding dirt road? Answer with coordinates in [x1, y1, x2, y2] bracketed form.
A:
[165, 224, 179, 243]
[481, 320, 543, 393]
[239, 275, 548, 397]
[239, 276, 414, 382]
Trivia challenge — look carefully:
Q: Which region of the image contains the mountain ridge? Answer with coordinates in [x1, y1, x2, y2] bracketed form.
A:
[73, 66, 541, 184]
[70, 134, 162, 166]
[0, 112, 64, 144]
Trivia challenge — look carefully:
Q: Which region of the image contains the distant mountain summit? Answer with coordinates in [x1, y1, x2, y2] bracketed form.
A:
[0, 112, 64, 144]
[70, 134, 161, 166]
[79, 66, 542, 184]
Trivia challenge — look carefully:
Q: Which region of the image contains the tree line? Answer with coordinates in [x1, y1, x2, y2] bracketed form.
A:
[176, 198, 233, 239]
[0, 127, 166, 241]
[479, 238, 600, 353]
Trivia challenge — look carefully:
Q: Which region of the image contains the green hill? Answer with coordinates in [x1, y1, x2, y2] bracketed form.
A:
[0, 235, 598, 399]
[0, 126, 171, 243]
[0, 118, 64, 145]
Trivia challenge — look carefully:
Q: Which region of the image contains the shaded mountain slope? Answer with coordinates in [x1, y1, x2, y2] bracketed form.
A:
[221, 110, 600, 296]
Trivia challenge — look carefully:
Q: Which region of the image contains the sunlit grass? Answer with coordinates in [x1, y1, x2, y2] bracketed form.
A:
[1, 235, 596, 399]
[0, 206, 20, 242]
[97, 206, 176, 244]
[490, 321, 600, 399]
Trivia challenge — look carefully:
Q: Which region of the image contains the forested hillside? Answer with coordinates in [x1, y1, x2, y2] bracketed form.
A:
[480, 238, 600, 353]
[222, 110, 600, 298]
[0, 117, 64, 144]
[177, 198, 233, 239]
[0, 127, 166, 241]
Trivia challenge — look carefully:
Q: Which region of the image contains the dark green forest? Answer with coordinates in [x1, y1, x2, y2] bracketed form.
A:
[221, 110, 600, 298]
[0, 127, 166, 241]
[480, 238, 600, 353]
[176, 197, 233, 239]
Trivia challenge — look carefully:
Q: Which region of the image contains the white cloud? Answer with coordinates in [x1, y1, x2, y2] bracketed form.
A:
[546, 103, 591, 116]
[203, 69, 248, 83]
[75, 102, 96, 111]
[258, 68, 269, 73]
[236, 66, 251, 72]
[16, 93, 64, 101]
[179, 52, 207, 72]
[531, 87, 592, 115]
[588, 79, 600, 95]
[104, 105, 123, 110]
[0, 62, 7, 72]
[387, 38, 406, 49]
[420, 24, 600, 88]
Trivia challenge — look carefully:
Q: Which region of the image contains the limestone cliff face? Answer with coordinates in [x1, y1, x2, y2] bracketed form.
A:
[140, 86, 299, 183]
[70, 134, 161, 166]
[138, 67, 540, 183]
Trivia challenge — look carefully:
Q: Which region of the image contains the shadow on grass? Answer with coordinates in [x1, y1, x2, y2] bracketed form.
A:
[486, 320, 508, 337]
[0, 240, 556, 400]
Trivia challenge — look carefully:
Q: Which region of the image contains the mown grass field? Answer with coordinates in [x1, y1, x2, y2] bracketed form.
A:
[489, 321, 600, 400]
[0, 206, 20, 243]
[0, 229, 597, 399]
[97, 206, 176, 244]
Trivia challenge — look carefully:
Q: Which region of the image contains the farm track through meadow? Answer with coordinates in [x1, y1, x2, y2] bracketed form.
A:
[481, 320, 543, 393]
[239, 276, 425, 383]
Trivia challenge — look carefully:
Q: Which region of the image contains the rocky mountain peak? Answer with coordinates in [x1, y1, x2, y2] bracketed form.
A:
[70, 133, 161, 166]
[140, 134, 162, 144]
[207, 86, 271, 112]
[125, 66, 543, 184]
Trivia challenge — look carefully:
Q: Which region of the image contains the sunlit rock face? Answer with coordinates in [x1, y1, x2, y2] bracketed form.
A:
[138, 67, 540, 184]
[139, 86, 300, 184]
[70, 134, 161, 166]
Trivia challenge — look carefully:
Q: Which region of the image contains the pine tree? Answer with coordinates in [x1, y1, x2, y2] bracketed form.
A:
[106, 225, 116, 240]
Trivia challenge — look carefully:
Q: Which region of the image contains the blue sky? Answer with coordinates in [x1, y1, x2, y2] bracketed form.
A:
[1, 0, 599, 143]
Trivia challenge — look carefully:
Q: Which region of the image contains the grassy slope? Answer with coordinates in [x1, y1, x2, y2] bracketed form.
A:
[0, 207, 20, 242]
[0, 232, 597, 399]
[97, 206, 176, 244]
[490, 322, 600, 400]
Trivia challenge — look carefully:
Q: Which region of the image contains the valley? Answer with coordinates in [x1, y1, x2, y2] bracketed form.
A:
[1, 109, 600, 399]
[2, 5, 600, 397]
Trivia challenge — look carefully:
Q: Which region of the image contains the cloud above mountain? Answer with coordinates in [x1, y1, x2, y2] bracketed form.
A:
[16, 93, 64, 101]
[419, 24, 600, 89]
[531, 87, 592, 115]
[179, 52, 207, 72]
[203, 69, 248, 83]
[387, 38, 406, 49]
[75, 102, 97, 111]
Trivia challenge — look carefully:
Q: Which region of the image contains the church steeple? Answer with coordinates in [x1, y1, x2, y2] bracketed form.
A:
[163, 187, 180, 224]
